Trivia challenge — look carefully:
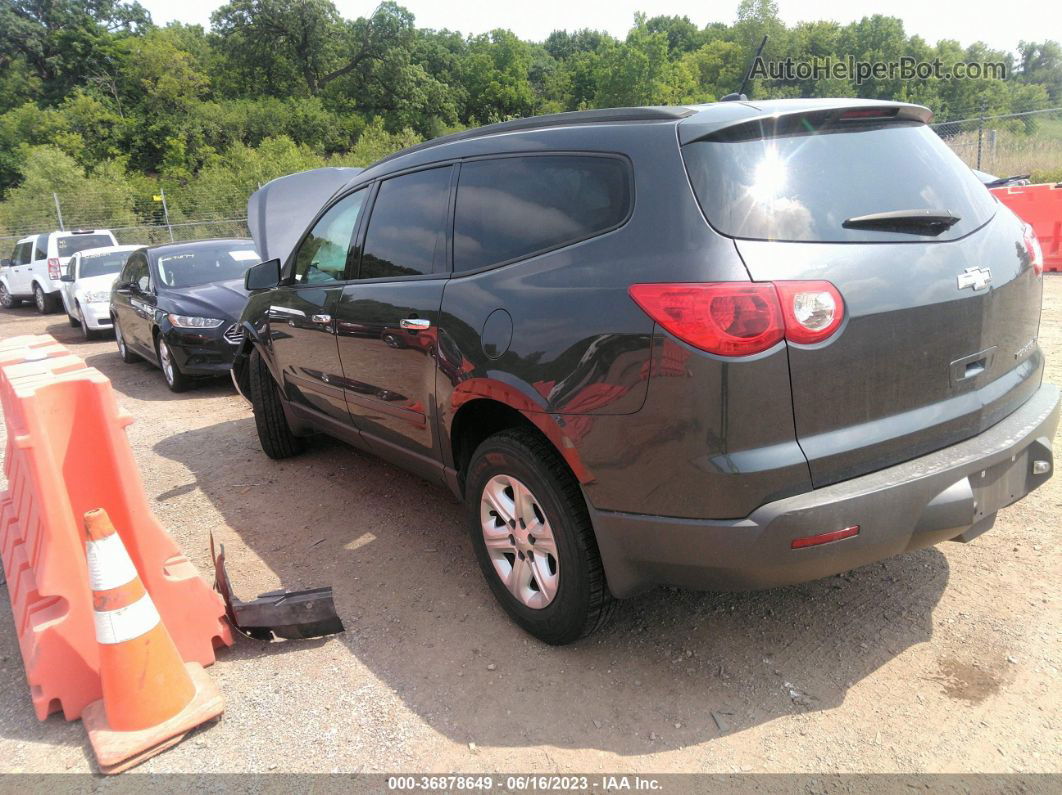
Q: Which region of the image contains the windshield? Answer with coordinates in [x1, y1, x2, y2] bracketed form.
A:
[155, 243, 259, 288]
[80, 250, 131, 278]
[56, 234, 114, 257]
[682, 122, 996, 242]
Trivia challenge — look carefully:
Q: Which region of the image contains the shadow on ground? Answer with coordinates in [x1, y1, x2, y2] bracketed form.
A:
[152, 417, 950, 755]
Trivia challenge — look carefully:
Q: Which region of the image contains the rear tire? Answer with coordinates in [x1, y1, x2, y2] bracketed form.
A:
[0, 284, 19, 308]
[248, 347, 305, 459]
[34, 284, 59, 314]
[465, 428, 615, 645]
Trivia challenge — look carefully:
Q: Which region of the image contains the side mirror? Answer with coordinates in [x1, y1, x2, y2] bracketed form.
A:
[60, 274, 74, 282]
[246, 258, 282, 291]
[0, 258, 11, 268]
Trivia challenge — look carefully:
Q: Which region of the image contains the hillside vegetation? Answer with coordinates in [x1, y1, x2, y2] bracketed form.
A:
[2, 0, 1060, 236]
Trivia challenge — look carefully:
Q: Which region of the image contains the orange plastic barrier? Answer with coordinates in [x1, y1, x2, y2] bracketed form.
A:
[992, 182, 1062, 272]
[0, 335, 232, 721]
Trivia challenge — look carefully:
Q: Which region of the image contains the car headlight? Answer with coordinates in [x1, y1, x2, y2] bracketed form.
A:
[82, 290, 111, 304]
[167, 314, 225, 329]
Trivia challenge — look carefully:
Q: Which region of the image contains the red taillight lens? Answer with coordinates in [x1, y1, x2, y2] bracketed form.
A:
[47, 258, 61, 279]
[1023, 223, 1044, 277]
[628, 283, 784, 356]
[774, 281, 844, 344]
[629, 281, 844, 356]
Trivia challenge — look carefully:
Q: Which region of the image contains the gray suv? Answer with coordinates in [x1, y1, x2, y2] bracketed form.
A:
[233, 99, 1058, 644]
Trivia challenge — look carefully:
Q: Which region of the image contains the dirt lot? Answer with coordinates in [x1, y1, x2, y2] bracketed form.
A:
[1, 279, 1060, 776]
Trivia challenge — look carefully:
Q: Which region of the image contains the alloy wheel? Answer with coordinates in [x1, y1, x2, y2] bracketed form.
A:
[480, 474, 560, 609]
[115, 323, 127, 355]
[35, 287, 44, 311]
[158, 339, 175, 386]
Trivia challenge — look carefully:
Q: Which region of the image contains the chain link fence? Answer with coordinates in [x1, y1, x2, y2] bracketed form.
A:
[931, 106, 1062, 180]
[0, 186, 253, 253]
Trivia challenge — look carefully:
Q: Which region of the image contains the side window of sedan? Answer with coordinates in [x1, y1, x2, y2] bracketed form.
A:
[122, 254, 150, 292]
[292, 189, 367, 284]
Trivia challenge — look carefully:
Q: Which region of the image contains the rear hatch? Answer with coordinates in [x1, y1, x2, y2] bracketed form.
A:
[681, 104, 1045, 486]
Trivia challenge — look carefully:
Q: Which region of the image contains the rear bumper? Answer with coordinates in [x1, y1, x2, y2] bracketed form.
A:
[591, 383, 1059, 598]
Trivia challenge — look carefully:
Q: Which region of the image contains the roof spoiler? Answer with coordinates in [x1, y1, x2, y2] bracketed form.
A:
[679, 102, 933, 145]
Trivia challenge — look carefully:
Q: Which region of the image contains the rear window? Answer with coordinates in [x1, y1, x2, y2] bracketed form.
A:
[454, 155, 631, 272]
[682, 122, 996, 242]
[56, 234, 114, 256]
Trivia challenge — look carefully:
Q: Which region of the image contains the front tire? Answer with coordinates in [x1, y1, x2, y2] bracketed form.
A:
[466, 428, 615, 645]
[248, 347, 305, 459]
[77, 305, 98, 340]
[156, 335, 190, 393]
[34, 285, 59, 314]
[114, 318, 139, 363]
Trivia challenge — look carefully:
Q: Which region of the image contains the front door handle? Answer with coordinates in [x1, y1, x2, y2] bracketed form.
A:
[400, 318, 431, 330]
[311, 314, 332, 325]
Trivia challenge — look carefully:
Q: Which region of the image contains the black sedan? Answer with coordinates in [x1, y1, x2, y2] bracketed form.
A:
[110, 238, 260, 392]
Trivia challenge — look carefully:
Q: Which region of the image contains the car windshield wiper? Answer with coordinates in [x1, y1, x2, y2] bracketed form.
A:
[842, 209, 961, 236]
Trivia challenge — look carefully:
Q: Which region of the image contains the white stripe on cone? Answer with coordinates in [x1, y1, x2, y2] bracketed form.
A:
[93, 593, 161, 645]
[85, 533, 139, 592]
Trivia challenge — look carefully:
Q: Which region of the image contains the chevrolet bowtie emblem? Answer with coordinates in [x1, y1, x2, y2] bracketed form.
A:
[957, 266, 992, 291]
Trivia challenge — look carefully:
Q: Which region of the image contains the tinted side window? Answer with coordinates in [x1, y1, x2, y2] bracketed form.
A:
[16, 242, 32, 265]
[359, 166, 452, 280]
[33, 236, 47, 260]
[293, 189, 367, 284]
[453, 155, 631, 273]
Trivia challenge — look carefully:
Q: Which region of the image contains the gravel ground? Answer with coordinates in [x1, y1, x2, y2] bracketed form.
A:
[0, 278, 1060, 776]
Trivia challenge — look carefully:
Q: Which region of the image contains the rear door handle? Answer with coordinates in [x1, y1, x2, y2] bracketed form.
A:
[311, 314, 332, 325]
[400, 318, 431, 330]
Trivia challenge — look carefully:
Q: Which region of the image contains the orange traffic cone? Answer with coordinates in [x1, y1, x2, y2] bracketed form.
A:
[80, 508, 224, 774]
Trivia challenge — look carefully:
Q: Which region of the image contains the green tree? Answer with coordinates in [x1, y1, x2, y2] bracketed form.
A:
[461, 30, 535, 123]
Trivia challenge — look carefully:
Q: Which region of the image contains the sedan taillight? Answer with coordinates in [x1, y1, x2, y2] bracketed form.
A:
[628, 281, 845, 356]
[47, 258, 61, 280]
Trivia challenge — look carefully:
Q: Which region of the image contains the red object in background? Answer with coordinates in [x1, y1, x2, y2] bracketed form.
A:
[991, 183, 1062, 273]
[0, 335, 231, 722]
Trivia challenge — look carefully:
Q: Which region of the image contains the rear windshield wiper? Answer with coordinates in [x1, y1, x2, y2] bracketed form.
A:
[982, 174, 1030, 189]
[842, 209, 961, 236]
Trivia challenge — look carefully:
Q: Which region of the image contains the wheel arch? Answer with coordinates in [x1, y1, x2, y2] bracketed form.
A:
[448, 397, 591, 498]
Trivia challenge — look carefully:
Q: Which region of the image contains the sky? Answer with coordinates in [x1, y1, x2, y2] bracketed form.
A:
[136, 0, 1060, 56]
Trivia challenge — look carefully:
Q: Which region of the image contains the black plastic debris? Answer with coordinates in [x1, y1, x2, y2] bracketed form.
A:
[210, 535, 344, 641]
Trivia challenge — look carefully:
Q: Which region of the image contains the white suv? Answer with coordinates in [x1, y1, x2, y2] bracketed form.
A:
[1, 229, 117, 313]
[59, 244, 141, 339]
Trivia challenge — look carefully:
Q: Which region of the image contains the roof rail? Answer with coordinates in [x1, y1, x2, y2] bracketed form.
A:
[370, 106, 697, 169]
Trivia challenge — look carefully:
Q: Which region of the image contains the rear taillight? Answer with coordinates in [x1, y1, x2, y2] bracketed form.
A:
[47, 258, 61, 279]
[774, 281, 844, 344]
[628, 281, 844, 356]
[1023, 223, 1044, 277]
[628, 283, 784, 356]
